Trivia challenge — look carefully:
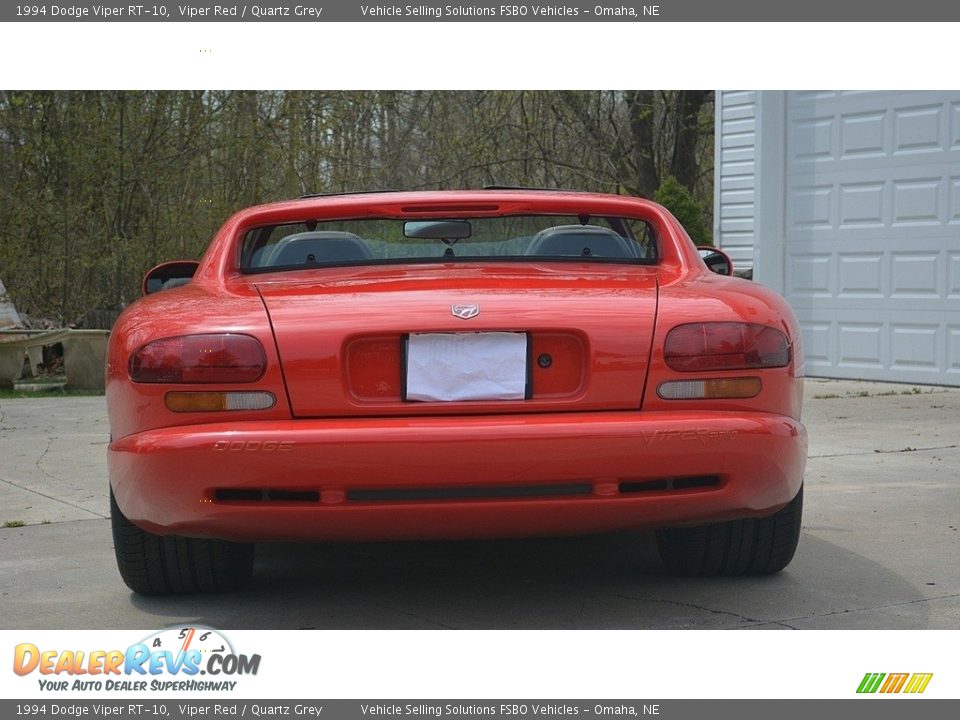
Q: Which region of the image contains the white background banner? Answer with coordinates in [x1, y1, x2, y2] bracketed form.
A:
[3, 630, 957, 699]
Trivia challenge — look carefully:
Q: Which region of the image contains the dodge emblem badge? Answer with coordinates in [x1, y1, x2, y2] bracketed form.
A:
[451, 304, 480, 319]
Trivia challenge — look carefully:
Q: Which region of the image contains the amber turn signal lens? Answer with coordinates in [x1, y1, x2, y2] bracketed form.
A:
[165, 391, 276, 412]
[657, 377, 762, 400]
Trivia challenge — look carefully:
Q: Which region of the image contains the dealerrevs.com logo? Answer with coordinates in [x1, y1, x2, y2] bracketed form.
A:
[13, 627, 260, 692]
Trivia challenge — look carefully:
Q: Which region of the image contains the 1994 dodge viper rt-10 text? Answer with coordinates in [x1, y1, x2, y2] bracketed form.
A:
[106, 188, 807, 594]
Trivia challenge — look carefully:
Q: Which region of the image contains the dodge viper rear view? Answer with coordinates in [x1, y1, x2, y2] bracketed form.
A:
[106, 189, 806, 594]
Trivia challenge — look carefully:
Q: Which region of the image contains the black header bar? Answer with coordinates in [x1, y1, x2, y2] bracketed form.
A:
[2, 0, 958, 22]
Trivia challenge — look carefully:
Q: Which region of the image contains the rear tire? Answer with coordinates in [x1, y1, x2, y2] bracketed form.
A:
[110, 489, 254, 595]
[656, 486, 803, 576]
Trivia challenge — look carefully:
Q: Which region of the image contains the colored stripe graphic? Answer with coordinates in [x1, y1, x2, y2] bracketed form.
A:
[857, 672, 932, 694]
[903, 673, 933, 694]
[857, 673, 885, 693]
[880, 673, 909, 693]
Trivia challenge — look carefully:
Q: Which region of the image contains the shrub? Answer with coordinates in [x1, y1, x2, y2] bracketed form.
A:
[654, 175, 712, 246]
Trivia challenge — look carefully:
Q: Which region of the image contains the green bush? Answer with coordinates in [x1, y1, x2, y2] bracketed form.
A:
[654, 176, 712, 246]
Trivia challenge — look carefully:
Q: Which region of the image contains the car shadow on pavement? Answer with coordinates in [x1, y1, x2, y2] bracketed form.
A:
[123, 531, 939, 630]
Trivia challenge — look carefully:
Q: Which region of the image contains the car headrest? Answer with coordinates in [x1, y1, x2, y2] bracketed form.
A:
[525, 225, 636, 258]
[267, 231, 374, 266]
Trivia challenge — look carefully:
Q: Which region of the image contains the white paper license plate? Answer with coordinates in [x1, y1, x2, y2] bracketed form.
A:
[404, 332, 529, 402]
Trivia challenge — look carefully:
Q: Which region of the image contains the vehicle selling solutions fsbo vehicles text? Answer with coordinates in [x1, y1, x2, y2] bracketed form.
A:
[359, 5, 578, 17]
[357, 5, 660, 18]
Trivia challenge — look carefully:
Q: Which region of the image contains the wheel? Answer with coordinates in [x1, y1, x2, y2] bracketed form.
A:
[110, 488, 254, 595]
[656, 486, 803, 576]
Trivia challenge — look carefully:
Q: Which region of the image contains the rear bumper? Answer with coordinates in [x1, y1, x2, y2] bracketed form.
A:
[108, 411, 807, 542]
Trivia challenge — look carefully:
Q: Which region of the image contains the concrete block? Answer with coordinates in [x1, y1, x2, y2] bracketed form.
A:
[0, 344, 23, 388]
[62, 330, 110, 392]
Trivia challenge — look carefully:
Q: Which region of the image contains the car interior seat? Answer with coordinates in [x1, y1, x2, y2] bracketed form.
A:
[266, 231, 374, 266]
[524, 225, 637, 258]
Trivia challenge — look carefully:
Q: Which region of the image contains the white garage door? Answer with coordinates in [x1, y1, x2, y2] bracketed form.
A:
[785, 91, 960, 385]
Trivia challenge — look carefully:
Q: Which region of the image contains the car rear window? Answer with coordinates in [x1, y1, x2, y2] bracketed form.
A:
[240, 215, 657, 272]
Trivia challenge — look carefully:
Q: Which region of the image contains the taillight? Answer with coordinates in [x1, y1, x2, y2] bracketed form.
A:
[664, 323, 790, 372]
[129, 334, 266, 383]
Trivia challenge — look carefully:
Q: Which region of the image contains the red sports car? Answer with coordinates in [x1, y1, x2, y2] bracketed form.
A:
[106, 189, 807, 594]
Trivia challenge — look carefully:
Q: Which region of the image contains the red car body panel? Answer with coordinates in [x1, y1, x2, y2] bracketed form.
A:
[107, 190, 807, 542]
[108, 411, 805, 542]
[257, 264, 658, 417]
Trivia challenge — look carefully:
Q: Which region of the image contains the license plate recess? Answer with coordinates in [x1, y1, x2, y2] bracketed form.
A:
[403, 332, 530, 402]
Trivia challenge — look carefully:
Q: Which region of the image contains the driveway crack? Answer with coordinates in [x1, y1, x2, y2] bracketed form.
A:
[35, 436, 56, 479]
[0, 474, 107, 520]
[612, 594, 763, 625]
[763, 592, 960, 625]
[810, 444, 957, 459]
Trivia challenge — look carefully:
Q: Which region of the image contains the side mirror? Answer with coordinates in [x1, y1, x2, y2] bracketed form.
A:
[697, 246, 733, 276]
[142, 260, 200, 295]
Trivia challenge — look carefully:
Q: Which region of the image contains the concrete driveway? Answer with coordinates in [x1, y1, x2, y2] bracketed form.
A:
[1, 379, 958, 629]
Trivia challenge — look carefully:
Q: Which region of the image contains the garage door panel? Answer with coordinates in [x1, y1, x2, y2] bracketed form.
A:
[950, 179, 960, 223]
[788, 93, 960, 179]
[949, 252, 960, 297]
[789, 296, 960, 313]
[891, 178, 943, 225]
[893, 104, 946, 155]
[840, 111, 886, 159]
[951, 102, 960, 148]
[791, 152, 960, 177]
[789, 90, 958, 115]
[839, 182, 885, 227]
[788, 253, 833, 299]
[797, 309, 956, 382]
[785, 228, 959, 245]
[889, 324, 941, 372]
[838, 253, 885, 298]
[788, 176, 960, 244]
[799, 322, 832, 367]
[790, 168, 960, 186]
[837, 322, 884, 369]
[890, 252, 943, 298]
[786, 250, 958, 309]
[792, 116, 834, 161]
[784, 90, 960, 384]
[792, 91, 843, 103]
[949, 327, 960, 377]
[788, 184, 834, 229]
[784, 234, 960, 252]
